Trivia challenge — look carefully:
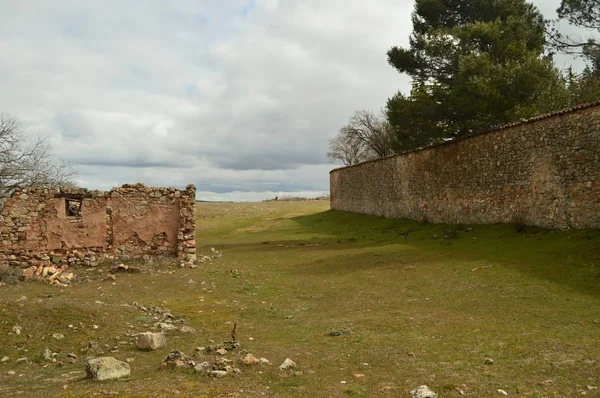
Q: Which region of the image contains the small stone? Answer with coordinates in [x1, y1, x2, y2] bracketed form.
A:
[12, 325, 21, 335]
[241, 354, 259, 365]
[497, 389, 508, 396]
[42, 348, 53, 361]
[178, 326, 195, 333]
[410, 385, 438, 398]
[154, 322, 177, 331]
[162, 350, 190, 368]
[7, 370, 15, 375]
[484, 358, 494, 365]
[136, 332, 166, 350]
[52, 333, 65, 340]
[210, 370, 228, 378]
[67, 353, 77, 359]
[15, 357, 28, 363]
[111, 263, 128, 273]
[1, 356, 9, 362]
[259, 358, 272, 365]
[194, 361, 210, 372]
[216, 348, 227, 356]
[86, 357, 131, 381]
[279, 358, 296, 370]
[353, 373, 365, 377]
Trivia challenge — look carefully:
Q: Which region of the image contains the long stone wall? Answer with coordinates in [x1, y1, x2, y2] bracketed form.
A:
[330, 103, 600, 229]
[0, 183, 196, 269]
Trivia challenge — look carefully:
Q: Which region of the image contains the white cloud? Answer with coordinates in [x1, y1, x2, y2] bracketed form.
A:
[0, 0, 587, 201]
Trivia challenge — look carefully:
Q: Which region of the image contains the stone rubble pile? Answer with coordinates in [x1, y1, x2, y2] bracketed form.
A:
[181, 247, 221, 268]
[160, 344, 275, 379]
[19, 263, 75, 286]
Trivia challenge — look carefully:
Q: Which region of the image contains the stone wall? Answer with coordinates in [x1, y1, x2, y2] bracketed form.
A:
[0, 183, 196, 269]
[330, 103, 600, 229]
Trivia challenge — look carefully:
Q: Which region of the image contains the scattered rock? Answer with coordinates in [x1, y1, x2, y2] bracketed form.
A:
[484, 358, 494, 365]
[111, 264, 129, 273]
[42, 348, 53, 361]
[279, 358, 296, 371]
[216, 348, 227, 356]
[12, 325, 21, 335]
[497, 389, 508, 396]
[86, 357, 131, 381]
[178, 326, 195, 334]
[162, 350, 191, 368]
[241, 354, 259, 365]
[539, 379, 553, 386]
[1, 356, 9, 362]
[52, 333, 65, 340]
[210, 370, 228, 378]
[259, 358, 272, 365]
[154, 322, 177, 331]
[410, 385, 438, 398]
[7, 370, 15, 375]
[194, 361, 210, 372]
[136, 332, 166, 350]
[103, 274, 116, 282]
[15, 357, 28, 364]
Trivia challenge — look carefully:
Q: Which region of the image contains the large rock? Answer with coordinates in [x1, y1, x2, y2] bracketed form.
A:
[410, 385, 438, 398]
[279, 358, 297, 370]
[86, 357, 131, 381]
[136, 332, 166, 350]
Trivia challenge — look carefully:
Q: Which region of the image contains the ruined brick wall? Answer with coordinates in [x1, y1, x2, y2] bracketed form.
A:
[0, 183, 196, 268]
[330, 103, 600, 229]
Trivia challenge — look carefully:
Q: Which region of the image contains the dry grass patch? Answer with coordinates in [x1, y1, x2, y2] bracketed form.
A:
[0, 200, 599, 397]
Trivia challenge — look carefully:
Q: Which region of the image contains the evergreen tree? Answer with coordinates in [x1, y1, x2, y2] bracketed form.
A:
[387, 0, 569, 150]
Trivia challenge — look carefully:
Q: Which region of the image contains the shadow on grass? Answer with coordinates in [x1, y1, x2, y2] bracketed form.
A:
[286, 210, 600, 297]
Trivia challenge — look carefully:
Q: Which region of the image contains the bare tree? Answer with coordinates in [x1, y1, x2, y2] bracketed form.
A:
[327, 110, 397, 166]
[0, 113, 77, 195]
[327, 129, 376, 166]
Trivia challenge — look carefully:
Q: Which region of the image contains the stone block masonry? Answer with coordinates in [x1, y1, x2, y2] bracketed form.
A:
[0, 183, 196, 268]
[330, 102, 600, 230]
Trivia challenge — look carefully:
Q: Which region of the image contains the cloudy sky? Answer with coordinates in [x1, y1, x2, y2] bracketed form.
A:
[0, 0, 587, 201]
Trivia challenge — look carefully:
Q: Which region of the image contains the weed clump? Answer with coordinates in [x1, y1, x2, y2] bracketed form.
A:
[0, 266, 21, 284]
[328, 329, 352, 337]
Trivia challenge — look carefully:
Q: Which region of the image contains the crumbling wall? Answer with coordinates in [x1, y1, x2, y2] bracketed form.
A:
[0, 183, 196, 269]
[330, 103, 600, 229]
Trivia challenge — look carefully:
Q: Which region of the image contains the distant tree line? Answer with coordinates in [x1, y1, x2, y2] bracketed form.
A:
[328, 0, 600, 166]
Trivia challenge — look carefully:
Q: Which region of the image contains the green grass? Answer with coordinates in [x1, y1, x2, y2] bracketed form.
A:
[0, 200, 599, 397]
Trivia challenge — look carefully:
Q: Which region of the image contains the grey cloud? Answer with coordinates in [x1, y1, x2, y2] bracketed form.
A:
[0, 0, 586, 201]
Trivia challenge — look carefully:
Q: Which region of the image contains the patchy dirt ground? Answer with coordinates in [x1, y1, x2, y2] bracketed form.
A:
[1, 200, 599, 397]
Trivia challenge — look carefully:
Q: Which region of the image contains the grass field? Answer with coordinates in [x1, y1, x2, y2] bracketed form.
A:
[1, 200, 599, 397]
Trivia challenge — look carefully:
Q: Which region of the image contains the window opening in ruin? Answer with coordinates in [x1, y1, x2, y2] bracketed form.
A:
[65, 198, 83, 217]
